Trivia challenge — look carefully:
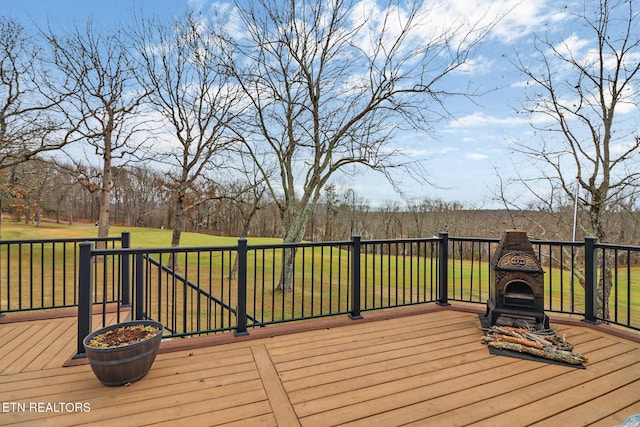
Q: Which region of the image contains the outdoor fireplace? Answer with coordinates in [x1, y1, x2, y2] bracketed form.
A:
[486, 229, 549, 329]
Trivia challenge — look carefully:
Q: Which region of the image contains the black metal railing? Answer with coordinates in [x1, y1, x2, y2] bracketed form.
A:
[80, 243, 243, 340]
[358, 236, 441, 310]
[244, 240, 355, 325]
[14, 232, 635, 358]
[0, 232, 129, 314]
[593, 240, 640, 328]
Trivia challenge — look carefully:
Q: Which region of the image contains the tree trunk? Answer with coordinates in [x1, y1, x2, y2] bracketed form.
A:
[598, 254, 613, 320]
[278, 247, 297, 292]
[277, 205, 309, 291]
[171, 193, 184, 248]
[35, 207, 41, 227]
[167, 192, 185, 270]
[591, 199, 613, 320]
[97, 130, 113, 249]
[229, 212, 257, 280]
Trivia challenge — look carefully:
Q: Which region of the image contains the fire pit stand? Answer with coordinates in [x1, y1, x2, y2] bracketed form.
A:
[486, 229, 549, 329]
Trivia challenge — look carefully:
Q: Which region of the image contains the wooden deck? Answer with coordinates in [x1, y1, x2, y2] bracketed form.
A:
[1, 305, 640, 426]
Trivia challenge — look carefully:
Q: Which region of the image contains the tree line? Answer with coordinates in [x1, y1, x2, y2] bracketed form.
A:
[6, 157, 640, 248]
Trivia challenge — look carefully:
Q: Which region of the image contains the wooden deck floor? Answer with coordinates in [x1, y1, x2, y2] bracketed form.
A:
[1, 306, 640, 426]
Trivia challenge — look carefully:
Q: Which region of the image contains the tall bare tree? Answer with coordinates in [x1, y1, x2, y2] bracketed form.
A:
[132, 13, 240, 247]
[0, 18, 68, 170]
[218, 0, 497, 289]
[112, 164, 166, 228]
[45, 21, 150, 240]
[512, 0, 640, 318]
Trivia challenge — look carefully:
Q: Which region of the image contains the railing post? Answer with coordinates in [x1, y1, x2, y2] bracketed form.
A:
[74, 241, 93, 358]
[583, 236, 599, 324]
[235, 238, 249, 336]
[135, 252, 144, 320]
[121, 231, 131, 306]
[437, 232, 450, 306]
[349, 235, 363, 320]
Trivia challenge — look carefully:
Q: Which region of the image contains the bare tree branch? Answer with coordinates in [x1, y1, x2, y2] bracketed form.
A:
[131, 12, 242, 247]
[0, 18, 70, 170]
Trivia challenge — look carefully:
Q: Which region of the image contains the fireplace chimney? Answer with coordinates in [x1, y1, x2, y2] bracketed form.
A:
[486, 229, 549, 329]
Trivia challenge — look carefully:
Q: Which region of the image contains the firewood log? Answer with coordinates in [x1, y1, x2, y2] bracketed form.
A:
[495, 335, 544, 349]
[486, 341, 588, 365]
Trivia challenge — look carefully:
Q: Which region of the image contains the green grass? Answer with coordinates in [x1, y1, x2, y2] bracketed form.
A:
[0, 221, 280, 247]
[1, 220, 639, 331]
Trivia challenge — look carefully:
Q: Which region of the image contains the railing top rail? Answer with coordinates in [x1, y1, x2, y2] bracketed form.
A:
[448, 236, 585, 247]
[87, 236, 447, 256]
[88, 244, 239, 256]
[360, 237, 441, 244]
[75, 234, 640, 258]
[88, 238, 356, 256]
[245, 239, 353, 250]
[530, 239, 584, 247]
[594, 241, 640, 251]
[236, 237, 440, 249]
[448, 236, 499, 243]
[0, 236, 122, 245]
[443, 236, 585, 248]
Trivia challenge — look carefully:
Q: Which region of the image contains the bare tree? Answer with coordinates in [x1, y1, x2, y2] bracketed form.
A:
[512, 0, 640, 318]
[224, 156, 271, 239]
[43, 161, 82, 224]
[314, 186, 367, 240]
[223, 176, 270, 279]
[0, 18, 68, 170]
[45, 21, 150, 240]
[218, 0, 497, 289]
[113, 165, 166, 228]
[132, 13, 240, 247]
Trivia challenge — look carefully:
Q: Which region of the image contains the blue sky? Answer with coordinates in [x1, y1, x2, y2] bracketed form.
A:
[2, 1, 618, 208]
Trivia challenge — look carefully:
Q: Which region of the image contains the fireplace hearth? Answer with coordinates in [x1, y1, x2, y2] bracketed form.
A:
[486, 229, 549, 329]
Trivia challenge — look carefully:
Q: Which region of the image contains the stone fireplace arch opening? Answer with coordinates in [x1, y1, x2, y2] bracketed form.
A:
[503, 280, 535, 307]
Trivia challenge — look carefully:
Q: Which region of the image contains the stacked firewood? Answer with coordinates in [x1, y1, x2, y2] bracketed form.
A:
[481, 325, 588, 365]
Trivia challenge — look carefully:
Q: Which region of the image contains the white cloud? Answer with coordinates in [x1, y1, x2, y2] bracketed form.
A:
[455, 55, 494, 74]
[553, 33, 590, 58]
[611, 139, 640, 157]
[397, 145, 458, 158]
[347, 0, 548, 59]
[187, 0, 207, 11]
[450, 112, 530, 127]
[465, 152, 490, 161]
[511, 80, 533, 88]
[421, 0, 561, 44]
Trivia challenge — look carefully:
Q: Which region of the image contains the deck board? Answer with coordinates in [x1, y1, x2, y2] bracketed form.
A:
[1, 306, 639, 426]
[26, 318, 76, 371]
[252, 344, 301, 427]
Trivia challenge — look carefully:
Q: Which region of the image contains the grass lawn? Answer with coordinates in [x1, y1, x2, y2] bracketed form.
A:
[0, 220, 279, 247]
[1, 220, 638, 331]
